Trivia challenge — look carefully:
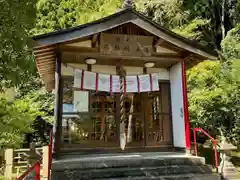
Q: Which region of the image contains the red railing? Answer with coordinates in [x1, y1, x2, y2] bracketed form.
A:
[17, 161, 41, 180]
[193, 127, 219, 171]
[17, 128, 53, 180]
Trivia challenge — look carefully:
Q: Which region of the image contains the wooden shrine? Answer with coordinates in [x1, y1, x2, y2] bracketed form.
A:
[33, 7, 217, 156]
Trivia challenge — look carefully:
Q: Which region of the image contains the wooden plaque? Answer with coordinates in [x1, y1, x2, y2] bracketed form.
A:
[100, 33, 154, 56]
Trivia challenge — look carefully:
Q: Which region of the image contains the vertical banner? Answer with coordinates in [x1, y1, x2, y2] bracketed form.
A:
[151, 73, 159, 91]
[138, 74, 151, 92]
[73, 69, 82, 88]
[112, 75, 120, 93]
[125, 75, 138, 93]
[98, 73, 110, 92]
[73, 91, 89, 112]
[83, 71, 97, 90]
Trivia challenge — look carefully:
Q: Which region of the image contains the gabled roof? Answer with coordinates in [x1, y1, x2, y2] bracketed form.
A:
[33, 8, 217, 60]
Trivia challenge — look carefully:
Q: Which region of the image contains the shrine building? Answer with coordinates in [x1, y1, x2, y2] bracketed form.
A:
[33, 6, 217, 156]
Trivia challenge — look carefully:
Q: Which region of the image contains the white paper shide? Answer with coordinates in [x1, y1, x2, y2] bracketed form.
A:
[112, 75, 120, 92]
[138, 74, 151, 92]
[83, 71, 96, 90]
[126, 76, 138, 93]
[73, 68, 160, 93]
[73, 91, 89, 112]
[73, 69, 82, 88]
[98, 74, 110, 92]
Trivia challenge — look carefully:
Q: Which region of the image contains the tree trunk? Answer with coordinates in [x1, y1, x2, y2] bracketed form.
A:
[221, 0, 226, 39]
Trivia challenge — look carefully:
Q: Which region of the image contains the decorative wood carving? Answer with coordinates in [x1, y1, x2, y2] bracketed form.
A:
[100, 33, 154, 57]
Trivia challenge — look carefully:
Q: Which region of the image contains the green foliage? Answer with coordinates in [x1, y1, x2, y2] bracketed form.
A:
[0, 0, 37, 89]
[188, 60, 240, 147]
[173, 18, 211, 46]
[183, 0, 239, 48]
[0, 76, 54, 148]
[0, 97, 33, 148]
[221, 24, 240, 59]
[15, 76, 54, 122]
[136, 0, 240, 48]
[135, 0, 189, 29]
[19, 89, 54, 122]
[32, 0, 122, 35]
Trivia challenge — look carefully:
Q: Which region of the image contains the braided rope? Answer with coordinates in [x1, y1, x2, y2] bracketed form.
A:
[120, 76, 125, 123]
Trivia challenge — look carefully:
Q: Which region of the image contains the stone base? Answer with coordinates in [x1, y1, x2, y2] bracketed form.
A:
[51, 152, 221, 180]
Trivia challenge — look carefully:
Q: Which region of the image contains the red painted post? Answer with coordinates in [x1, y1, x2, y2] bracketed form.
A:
[35, 161, 40, 180]
[193, 128, 198, 156]
[181, 61, 191, 152]
[48, 130, 53, 180]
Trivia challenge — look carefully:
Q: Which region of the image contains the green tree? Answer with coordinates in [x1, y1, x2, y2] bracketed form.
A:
[136, 0, 240, 50]
[0, 97, 35, 148]
[221, 24, 240, 59]
[173, 18, 211, 47]
[183, 0, 239, 48]
[188, 60, 240, 147]
[32, 0, 122, 35]
[0, 0, 37, 89]
[0, 76, 54, 148]
[135, 0, 189, 29]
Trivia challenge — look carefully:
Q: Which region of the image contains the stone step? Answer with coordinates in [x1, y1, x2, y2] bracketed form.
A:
[96, 173, 221, 180]
[51, 165, 213, 180]
[52, 153, 205, 171]
[51, 173, 221, 180]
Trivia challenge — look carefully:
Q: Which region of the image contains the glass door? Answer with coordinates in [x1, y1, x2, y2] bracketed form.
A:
[146, 82, 173, 147]
[124, 93, 145, 147]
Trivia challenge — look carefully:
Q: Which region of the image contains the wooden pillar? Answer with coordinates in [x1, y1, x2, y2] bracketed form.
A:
[54, 52, 63, 156]
[181, 60, 191, 153]
[4, 149, 13, 179]
[42, 146, 49, 178]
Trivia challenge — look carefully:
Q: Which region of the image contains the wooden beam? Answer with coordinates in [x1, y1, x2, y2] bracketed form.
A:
[36, 57, 55, 62]
[92, 34, 99, 48]
[37, 65, 55, 71]
[34, 44, 56, 51]
[37, 54, 56, 60]
[33, 46, 56, 54]
[59, 45, 99, 53]
[34, 51, 56, 57]
[154, 38, 165, 47]
[62, 55, 177, 68]
[59, 36, 92, 46]
[160, 42, 184, 53]
[36, 59, 55, 65]
[37, 66, 55, 71]
[76, 52, 181, 62]
[60, 46, 182, 62]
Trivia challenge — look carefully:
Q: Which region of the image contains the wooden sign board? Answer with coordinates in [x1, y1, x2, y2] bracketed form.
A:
[100, 33, 154, 56]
